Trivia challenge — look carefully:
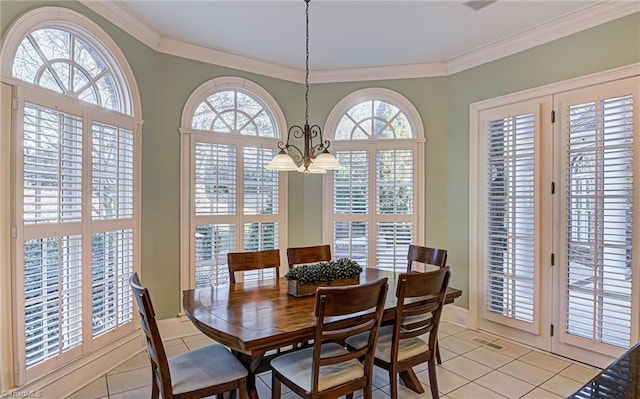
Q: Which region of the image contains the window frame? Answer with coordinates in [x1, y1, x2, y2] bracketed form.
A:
[179, 76, 288, 295]
[322, 88, 425, 270]
[1, 7, 142, 386]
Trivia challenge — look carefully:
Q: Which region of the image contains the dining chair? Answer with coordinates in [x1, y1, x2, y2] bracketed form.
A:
[270, 278, 389, 399]
[406, 244, 448, 364]
[129, 273, 248, 399]
[407, 244, 448, 272]
[286, 244, 331, 269]
[227, 249, 280, 283]
[346, 267, 451, 399]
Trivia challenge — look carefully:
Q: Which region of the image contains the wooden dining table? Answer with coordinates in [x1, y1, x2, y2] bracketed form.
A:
[183, 267, 462, 399]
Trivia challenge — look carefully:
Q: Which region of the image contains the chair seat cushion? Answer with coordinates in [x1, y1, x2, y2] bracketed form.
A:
[346, 325, 429, 363]
[168, 343, 248, 395]
[271, 342, 364, 393]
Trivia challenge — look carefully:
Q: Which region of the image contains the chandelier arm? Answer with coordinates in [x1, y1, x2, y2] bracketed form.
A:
[284, 124, 305, 164]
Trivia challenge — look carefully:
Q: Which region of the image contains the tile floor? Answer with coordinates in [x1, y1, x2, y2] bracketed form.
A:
[66, 322, 601, 399]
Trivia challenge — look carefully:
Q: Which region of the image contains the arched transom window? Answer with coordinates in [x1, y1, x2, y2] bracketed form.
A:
[324, 89, 424, 272]
[180, 77, 287, 290]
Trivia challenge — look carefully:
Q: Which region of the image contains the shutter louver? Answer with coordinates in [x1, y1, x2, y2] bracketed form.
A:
[334, 151, 368, 214]
[486, 113, 536, 324]
[565, 95, 633, 348]
[92, 123, 134, 220]
[91, 229, 133, 337]
[333, 221, 369, 267]
[376, 150, 413, 214]
[23, 104, 82, 224]
[24, 235, 82, 367]
[243, 147, 278, 215]
[195, 224, 235, 287]
[376, 222, 412, 272]
[195, 142, 236, 216]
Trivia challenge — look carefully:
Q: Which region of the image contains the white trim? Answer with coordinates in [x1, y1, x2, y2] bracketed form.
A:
[81, 0, 638, 83]
[447, 1, 640, 75]
[2, 331, 142, 399]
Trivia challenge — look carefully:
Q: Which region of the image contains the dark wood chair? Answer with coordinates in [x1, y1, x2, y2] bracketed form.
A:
[270, 278, 389, 399]
[286, 244, 331, 269]
[407, 244, 448, 272]
[227, 249, 280, 283]
[129, 273, 248, 399]
[407, 244, 448, 364]
[346, 267, 451, 399]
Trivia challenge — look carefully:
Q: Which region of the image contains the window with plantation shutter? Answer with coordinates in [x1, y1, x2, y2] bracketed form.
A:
[562, 92, 634, 348]
[7, 10, 140, 383]
[485, 113, 536, 325]
[325, 89, 424, 271]
[472, 73, 638, 366]
[181, 78, 287, 289]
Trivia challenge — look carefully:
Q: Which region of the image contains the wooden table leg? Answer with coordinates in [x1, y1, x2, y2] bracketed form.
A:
[233, 350, 266, 399]
[399, 368, 425, 394]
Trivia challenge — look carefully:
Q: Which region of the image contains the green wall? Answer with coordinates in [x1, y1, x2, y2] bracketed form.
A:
[2, 1, 638, 317]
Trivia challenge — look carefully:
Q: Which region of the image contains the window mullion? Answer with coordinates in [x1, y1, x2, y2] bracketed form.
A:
[82, 108, 93, 351]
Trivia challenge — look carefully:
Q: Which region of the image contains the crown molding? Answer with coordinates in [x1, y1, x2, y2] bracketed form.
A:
[309, 62, 448, 84]
[79, 0, 161, 49]
[446, 1, 640, 75]
[79, 0, 639, 83]
[156, 37, 305, 83]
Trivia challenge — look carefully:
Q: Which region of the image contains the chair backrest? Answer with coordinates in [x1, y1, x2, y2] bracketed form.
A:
[286, 245, 331, 269]
[129, 272, 173, 398]
[227, 249, 281, 283]
[407, 244, 448, 272]
[311, 278, 388, 394]
[393, 267, 451, 362]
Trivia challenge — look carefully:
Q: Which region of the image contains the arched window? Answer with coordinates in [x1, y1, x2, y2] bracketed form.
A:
[1, 7, 141, 384]
[180, 77, 287, 290]
[323, 89, 424, 272]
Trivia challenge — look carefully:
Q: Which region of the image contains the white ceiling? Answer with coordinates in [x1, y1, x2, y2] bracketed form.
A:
[83, 1, 638, 82]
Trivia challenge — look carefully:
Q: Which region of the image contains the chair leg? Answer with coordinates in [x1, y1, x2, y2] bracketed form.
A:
[435, 339, 442, 364]
[428, 360, 439, 399]
[271, 371, 281, 399]
[151, 371, 159, 399]
[388, 370, 398, 399]
[363, 383, 373, 399]
[238, 377, 248, 399]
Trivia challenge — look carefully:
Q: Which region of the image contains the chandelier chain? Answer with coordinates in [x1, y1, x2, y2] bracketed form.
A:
[305, 0, 310, 126]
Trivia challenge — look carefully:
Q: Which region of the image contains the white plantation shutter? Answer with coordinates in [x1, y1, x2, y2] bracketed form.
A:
[485, 113, 536, 325]
[194, 142, 236, 216]
[563, 93, 634, 348]
[23, 104, 83, 224]
[376, 150, 413, 215]
[195, 224, 235, 287]
[91, 229, 133, 337]
[243, 147, 279, 215]
[23, 235, 82, 367]
[92, 123, 133, 219]
[376, 222, 412, 272]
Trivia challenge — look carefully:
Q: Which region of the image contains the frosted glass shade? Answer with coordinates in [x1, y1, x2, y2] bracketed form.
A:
[266, 152, 298, 171]
[313, 151, 342, 170]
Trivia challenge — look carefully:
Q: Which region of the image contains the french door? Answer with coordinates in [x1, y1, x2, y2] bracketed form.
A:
[475, 76, 639, 367]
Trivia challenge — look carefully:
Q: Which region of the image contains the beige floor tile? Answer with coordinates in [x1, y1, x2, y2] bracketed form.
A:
[163, 337, 185, 347]
[498, 359, 554, 386]
[65, 376, 108, 399]
[442, 357, 492, 380]
[462, 347, 512, 369]
[438, 347, 459, 363]
[519, 351, 571, 373]
[438, 336, 480, 355]
[520, 387, 564, 399]
[382, 381, 441, 398]
[165, 341, 189, 357]
[539, 374, 585, 398]
[439, 322, 467, 336]
[108, 352, 149, 375]
[184, 337, 214, 350]
[448, 382, 507, 399]
[487, 339, 531, 359]
[416, 367, 469, 394]
[370, 366, 392, 388]
[106, 366, 152, 394]
[559, 363, 601, 384]
[107, 385, 152, 399]
[475, 370, 535, 399]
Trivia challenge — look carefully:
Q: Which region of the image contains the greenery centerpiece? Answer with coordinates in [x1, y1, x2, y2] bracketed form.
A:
[285, 258, 362, 297]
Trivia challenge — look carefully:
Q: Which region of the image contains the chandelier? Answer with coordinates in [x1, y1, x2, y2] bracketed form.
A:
[267, 0, 341, 174]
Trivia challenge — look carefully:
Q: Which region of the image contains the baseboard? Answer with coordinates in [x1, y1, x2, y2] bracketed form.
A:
[442, 304, 469, 328]
[7, 332, 143, 399]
